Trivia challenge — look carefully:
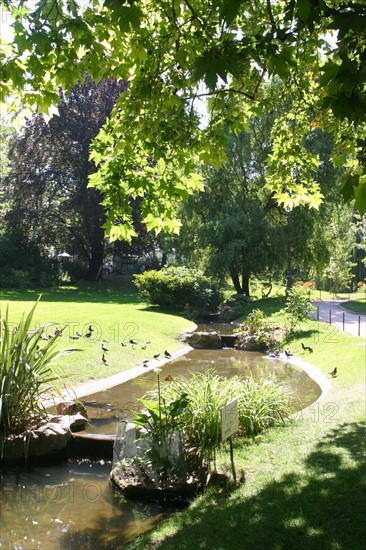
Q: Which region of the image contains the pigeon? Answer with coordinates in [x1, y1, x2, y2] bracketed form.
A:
[76, 332, 83, 337]
[85, 331, 92, 338]
[164, 350, 172, 359]
[102, 354, 108, 364]
[329, 367, 337, 377]
[141, 345, 146, 350]
[101, 343, 109, 352]
[121, 342, 127, 347]
[301, 343, 313, 352]
[142, 359, 149, 367]
[70, 335, 80, 340]
[284, 348, 293, 358]
[129, 339, 138, 345]
[153, 353, 160, 359]
[146, 339, 151, 344]
[89, 325, 94, 332]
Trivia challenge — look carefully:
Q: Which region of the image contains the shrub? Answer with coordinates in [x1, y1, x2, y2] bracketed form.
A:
[134, 265, 222, 313]
[281, 284, 316, 334]
[0, 301, 77, 439]
[235, 309, 283, 350]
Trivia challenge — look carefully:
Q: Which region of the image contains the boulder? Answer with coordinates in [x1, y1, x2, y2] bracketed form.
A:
[2, 414, 75, 462]
[185, 331, 222, 349]
[218, 306, 241, 322]
[56, 400, 88, 419]
[235, 334, 266, 351]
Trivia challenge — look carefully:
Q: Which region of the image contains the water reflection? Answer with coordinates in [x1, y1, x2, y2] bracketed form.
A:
[0, 459, 174, 549]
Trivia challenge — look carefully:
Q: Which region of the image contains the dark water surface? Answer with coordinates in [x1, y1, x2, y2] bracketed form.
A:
[1, 349, 321, 548]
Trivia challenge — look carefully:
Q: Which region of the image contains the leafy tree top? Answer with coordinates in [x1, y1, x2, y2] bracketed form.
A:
[1, 0, 365, 239]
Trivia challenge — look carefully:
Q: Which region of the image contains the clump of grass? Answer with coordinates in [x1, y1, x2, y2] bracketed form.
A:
[0, 301, 77, 437]
[237, 377, 294, 436]
[161, 370, 294, 465]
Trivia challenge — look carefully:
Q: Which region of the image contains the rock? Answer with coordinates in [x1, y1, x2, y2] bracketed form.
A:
[235, 334, 266, 351]
[184, 331, 222, 349]
[56, 400, 88, 419]
[69, 412, 88, 432]
[218, 306, 241, 322]
[2, 414, 74, 462]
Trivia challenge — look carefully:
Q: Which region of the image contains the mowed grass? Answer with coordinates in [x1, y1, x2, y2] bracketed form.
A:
[0, 284, 194, 384]
[127, 303, 366, 550]
[340, 297, 366, 314]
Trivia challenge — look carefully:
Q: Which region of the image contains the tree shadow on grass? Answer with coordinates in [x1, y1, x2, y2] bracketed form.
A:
[140, 420, 366, 549]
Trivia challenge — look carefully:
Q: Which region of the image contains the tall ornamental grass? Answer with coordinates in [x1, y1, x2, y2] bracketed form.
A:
[161, 370, 294, 464]
[0, 301, 77, 435]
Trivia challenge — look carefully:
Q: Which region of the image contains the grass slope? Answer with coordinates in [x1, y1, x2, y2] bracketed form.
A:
[0, 284, 194, 383]
[127, 310, 366, 549]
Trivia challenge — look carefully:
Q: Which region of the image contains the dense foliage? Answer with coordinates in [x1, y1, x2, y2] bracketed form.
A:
[4, 77, 127, 280]
[1, 0, 365, 243]
[134, 266, 222, 314]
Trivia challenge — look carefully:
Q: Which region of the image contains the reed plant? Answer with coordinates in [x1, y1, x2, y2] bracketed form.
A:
[161, 370, 294, 467]
[0, 301, 77, 437]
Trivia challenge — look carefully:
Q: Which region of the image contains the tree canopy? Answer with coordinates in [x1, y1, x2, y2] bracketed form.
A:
[1, 0, 365, 240]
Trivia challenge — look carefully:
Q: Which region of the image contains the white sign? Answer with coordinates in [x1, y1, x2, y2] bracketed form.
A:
[220, 399, 239, 441]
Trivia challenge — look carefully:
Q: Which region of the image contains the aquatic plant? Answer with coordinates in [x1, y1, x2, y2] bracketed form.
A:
[0, 300, 77, 438]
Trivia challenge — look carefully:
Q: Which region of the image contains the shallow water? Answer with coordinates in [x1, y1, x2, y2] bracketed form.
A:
[0, 459, 174, 549]
[82, 349, 321, 434]
[0, 348, 321, 548]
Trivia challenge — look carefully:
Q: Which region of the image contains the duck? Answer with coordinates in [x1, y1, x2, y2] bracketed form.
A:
[301, 343, 313, 352]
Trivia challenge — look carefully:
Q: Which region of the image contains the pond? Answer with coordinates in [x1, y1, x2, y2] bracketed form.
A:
[82, 349, 321, 434]
[1, 348, 321, 548]
[0, 459, 177, 549]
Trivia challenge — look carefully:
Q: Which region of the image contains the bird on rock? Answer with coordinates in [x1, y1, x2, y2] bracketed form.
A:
[329, 367, 337, 377]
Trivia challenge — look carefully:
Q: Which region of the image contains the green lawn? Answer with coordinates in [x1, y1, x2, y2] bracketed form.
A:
[0, 283, 194, 383]
[340, 298, 366, 314]
[127, 304, 366, 550]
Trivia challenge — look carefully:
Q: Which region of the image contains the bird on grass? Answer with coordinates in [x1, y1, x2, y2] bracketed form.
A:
[85, 331, 92, 338]
[284, 348, 293, 358]
[146, 339, 151, 344]
[329, 367, 337, 377]
[102, 354, 108, 365]
[129, 339, 138, 345]
[89, 325, 94, 332]
[164, 350, 172, 359]
[70, 335, 80, 340]
[141, 345, 146, 350]
[153, 353, 160, 360]
[301, 343, 313, 352]
[101, 343, 109, 352]
[121, 342, 127, 347]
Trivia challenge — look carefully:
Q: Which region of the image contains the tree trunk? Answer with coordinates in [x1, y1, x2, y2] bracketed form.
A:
[230, 267, 243, 294]
[87, 242, 104, 281]
[241, 270, 250, 297]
